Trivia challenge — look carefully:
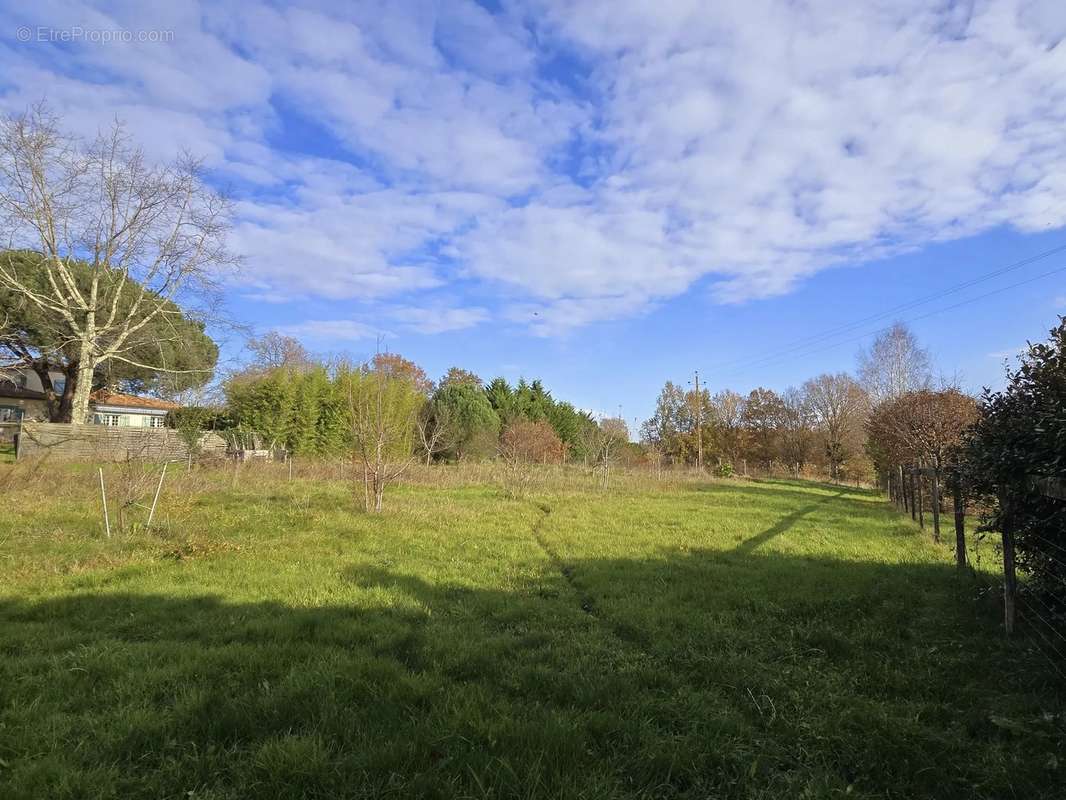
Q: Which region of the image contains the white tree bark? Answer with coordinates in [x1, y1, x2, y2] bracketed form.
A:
[0, 106, 236, 423]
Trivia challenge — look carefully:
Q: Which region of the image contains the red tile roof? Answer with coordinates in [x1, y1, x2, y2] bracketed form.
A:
[90, 390, 180, 411]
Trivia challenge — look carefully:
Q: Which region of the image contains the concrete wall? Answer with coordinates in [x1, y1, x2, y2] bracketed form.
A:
[16, 422, 228, 462]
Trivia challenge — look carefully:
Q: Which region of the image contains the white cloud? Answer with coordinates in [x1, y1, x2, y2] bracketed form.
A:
[388, 305, 490, 334]
[274, 303, 489, 345]
[2, 0, 1065, 333]
[275, 319, 378, 342]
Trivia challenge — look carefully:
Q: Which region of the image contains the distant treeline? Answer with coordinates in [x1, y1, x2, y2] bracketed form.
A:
[173, 347, 627, 465]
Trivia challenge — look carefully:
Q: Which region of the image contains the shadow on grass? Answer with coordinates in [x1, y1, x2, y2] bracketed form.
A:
[2, 542, 1062, 800]
[732, 489, 848, 554]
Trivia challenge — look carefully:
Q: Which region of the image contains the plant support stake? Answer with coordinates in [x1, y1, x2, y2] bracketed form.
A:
[98, 467, 111, 538]
[147, 462, 168, 531]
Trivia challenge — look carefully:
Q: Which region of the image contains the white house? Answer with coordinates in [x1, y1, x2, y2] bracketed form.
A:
[0, 370, 178, 428]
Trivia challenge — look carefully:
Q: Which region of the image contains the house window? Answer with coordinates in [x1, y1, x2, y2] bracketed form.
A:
[0, 406, 23, 423]
[96, 414, 123, 427]
[147, 416, 165, 428]
[52, 377, 66, 394]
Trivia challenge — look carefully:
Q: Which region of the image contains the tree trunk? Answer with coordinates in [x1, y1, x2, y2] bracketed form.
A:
[57, 365, 77, 422]
[70, 340, 96, 424]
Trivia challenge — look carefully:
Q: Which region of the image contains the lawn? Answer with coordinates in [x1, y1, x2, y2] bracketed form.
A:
[0, 465, 1062, 799]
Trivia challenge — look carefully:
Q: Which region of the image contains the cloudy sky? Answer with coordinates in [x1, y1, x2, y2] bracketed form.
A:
[2, 0, 1065, 422]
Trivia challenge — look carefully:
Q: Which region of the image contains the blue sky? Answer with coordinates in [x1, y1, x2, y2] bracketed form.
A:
[2, 0, 1065, 424]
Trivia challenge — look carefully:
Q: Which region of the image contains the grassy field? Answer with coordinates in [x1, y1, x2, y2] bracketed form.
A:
[0, 464, 1062, 799]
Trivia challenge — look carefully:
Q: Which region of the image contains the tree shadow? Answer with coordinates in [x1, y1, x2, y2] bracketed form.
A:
[732, 489, 847, 555]
[0, 548, 1061, 800]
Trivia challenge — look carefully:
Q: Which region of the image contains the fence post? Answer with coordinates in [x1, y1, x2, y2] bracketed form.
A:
[898, 465, 907, 513]
[909, 468, 917, 521]
[1001, 503, 1017, 636]
[930, 468, 942, 543]
[916, 468, 924, 529]
[952, 474, 966, 569]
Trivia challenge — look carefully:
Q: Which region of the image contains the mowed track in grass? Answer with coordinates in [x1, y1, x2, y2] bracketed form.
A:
[0, 472, 1062, 799]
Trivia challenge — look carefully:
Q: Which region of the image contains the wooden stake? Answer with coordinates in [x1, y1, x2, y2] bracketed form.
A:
[147, 462, 168, 530]
[98, 467, 111, 538]
[952, 476, 966, 569]
[909, 468, 917, 521]
[899, 465, 908, 513]
[1002, 507, 1017, 636]
[916, 469, 924, 529]
[931, 468, 942, 543]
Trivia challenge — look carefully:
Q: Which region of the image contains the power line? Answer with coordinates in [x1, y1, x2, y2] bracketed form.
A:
[706, 242, 1066, 377]
[714, 260, 1066, 382]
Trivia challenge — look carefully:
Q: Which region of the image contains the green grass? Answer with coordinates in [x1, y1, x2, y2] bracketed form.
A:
[0, 469, 1062, 799]
[0, 443, 14, 463]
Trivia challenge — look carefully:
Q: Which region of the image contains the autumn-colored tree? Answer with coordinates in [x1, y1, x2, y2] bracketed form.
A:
[867, 389, 979, 475]
[499, 419, 565, 465]
[372, 352, 433, 396]
[803, 373, 868, 480]
[710, 389, 747, 468]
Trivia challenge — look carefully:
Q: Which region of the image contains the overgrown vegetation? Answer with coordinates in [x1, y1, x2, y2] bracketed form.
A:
[0, 464, 1062, 799]
[963, 317, 1066, 608]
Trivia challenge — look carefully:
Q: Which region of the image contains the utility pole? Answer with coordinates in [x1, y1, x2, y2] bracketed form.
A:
[694, 370, 703, 471]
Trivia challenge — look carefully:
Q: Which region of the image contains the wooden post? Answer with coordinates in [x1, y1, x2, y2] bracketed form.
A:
[930, 468, 942, 543]
[98, 467, 111, 538]
[1001, 507, 1017, 636]
[288, 457, 293, 481]
[916, 469, 924, 529]
[146, 462, 168, 530]
[909, 468, 917, 521]
[952, 476, 966, 569]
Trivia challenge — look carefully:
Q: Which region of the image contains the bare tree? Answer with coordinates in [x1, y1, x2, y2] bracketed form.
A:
[595, 417, 629, 488]
[0, 106, 236, 423]
[803, 373, 868, 480]
[247, 331, 311, 371]
[415, 402, 453, 466]
[497, 420, 563, 496]
[857, 322, 932, 406]
[346, 363, 421, 513]
[710, 389, 747, 468]
[777, 386, 814, 474]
